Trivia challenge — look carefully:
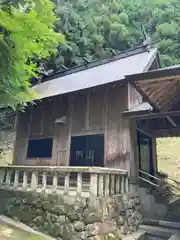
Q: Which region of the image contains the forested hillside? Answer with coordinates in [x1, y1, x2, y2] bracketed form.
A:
[1, 0, 180, 170]
[48, 0, 180, 70]
[51, 0, 180, 178]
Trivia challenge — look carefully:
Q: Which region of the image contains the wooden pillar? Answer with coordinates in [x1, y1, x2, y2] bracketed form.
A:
[129, 119, 138, 193]
[152, 136, 158, 173]
[52, 96, 71, 166]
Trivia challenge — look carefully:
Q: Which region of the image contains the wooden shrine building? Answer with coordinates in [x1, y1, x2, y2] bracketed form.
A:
[12, 45, 162, 181]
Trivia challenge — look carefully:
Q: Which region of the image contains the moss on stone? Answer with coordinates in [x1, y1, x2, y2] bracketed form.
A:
[0, 189, 142, 240]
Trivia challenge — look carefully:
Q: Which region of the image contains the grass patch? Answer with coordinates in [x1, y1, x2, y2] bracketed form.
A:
[157, 137, 180, 180]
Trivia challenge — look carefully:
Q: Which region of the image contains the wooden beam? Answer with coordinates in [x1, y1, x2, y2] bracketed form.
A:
[166, 116, 177, 128]
[124, 110, 180, 119]
[135, 76, 180, 84]
[126, 66, 180, 83]
[153, 128, 180, 137]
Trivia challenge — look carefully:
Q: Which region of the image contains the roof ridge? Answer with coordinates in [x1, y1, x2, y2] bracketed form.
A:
[42, 44, 151, 82]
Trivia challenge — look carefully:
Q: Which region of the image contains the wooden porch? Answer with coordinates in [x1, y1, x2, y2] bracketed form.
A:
[0, 166, 129, 198]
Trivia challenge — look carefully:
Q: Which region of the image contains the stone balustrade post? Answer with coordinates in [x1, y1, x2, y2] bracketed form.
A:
[13, 170, 19, 188]
[105, 174, 110, 196]
[31, 171, 38, 190]
[22, 171, 28, 189]
[5, 169, 11, 186]
[64, 172, 70, 195]
[110, 174, 115, 195]
[77, 172, 82, 197]
[90, 173, 98, 198]
[125, 174, 129, 193]
[0, 168, 6, 185]
[42, 171, 47, 191]
[121, 175, 125, 194]
[52, 172, 58, 193]
[115, 175, 120, 194]
[98, 174, 104, 196]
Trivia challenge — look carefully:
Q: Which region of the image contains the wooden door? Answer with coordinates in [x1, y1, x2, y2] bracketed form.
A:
[69, 134, 104, 166]
[137, 130, 154, 175]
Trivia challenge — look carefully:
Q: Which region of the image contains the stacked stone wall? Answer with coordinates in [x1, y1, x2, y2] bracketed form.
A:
[0, 190, 142, 240]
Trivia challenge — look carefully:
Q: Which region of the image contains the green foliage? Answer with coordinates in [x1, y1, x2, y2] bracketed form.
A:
[1, 0, 180, 108]
[0, 0, 64, 107]
[49, 0, 180, 70]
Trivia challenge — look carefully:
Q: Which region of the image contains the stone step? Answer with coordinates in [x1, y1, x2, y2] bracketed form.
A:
[166, 210, 180, 222]
[146, 234, 168, 240]
[142, 219, 180, 229]
[139, 225, 180, 238]
[122, 230, 146, 240]
[0, 215, 55, 240]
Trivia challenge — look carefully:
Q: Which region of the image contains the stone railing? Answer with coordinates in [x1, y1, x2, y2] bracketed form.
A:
[0, 166, 129, 198]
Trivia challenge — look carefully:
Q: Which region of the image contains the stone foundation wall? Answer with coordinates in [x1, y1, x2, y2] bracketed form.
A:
[0, 190, 142, 240]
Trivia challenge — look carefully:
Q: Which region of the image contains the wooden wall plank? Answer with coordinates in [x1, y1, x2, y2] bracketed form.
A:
[13, 109, 30, 164]
[14, 95, 71, 166]
[14, 83, 138, 169]
[25, 158, 52, 166]
[105, 84, 130, 170]
[52, 95, 70, 166]
[42, 100, 54, 137]
[29, 103, 43, 138]
[128, 83, 143, 109]
[89, 87, 105, 131]
[71, 92, 87, 134]
[29, 100, 54, 139]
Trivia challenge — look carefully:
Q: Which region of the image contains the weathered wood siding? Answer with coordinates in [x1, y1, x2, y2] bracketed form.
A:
[71, 87, 105, 134]
[52, 96, 70, 166]
[89, 87, 105, 131]
[13, 110, 30, 165]
[71, 92, 87, 134]
[128, 83, 143, 109]
[14, 83, 134, 171]
[105, 84, 130, 170]
[14, 96, 70, 166]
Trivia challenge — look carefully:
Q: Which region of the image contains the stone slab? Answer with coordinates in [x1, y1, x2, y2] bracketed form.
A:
[0, 215, 55, 240]
[122, 230, 146, 240]
[139, 225, 179, 238]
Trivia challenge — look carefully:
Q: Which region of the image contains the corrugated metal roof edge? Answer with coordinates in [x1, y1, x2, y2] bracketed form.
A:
[42, 44, 152, 82]
[31, 47, 158, 102]
[141, 48, 159, 72]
